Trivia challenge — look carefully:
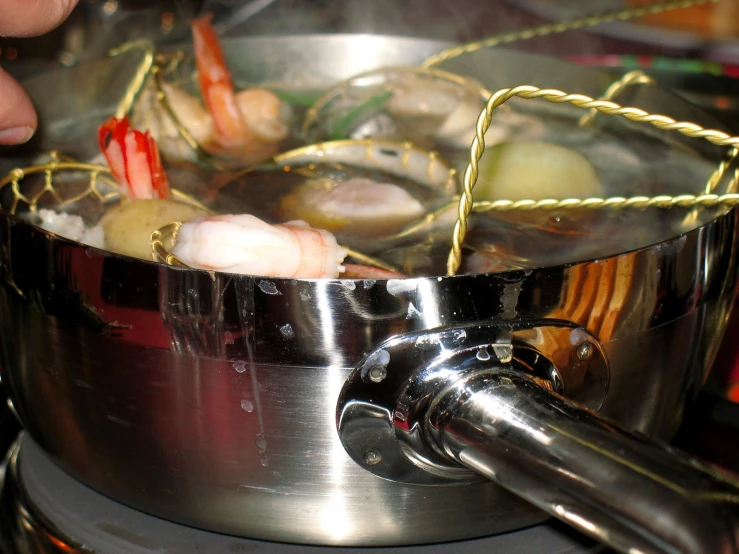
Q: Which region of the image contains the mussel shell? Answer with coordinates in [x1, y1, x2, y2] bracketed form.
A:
[302, 66, 490, 152]
[274, 139, 457, 193]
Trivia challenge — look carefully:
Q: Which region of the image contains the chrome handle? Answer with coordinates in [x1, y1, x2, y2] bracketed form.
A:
[337, 321, 739, 554]
[427, 368, 739, 554]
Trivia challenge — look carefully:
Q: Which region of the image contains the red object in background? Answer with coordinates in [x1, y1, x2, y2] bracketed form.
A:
[711, 297, 739, 403]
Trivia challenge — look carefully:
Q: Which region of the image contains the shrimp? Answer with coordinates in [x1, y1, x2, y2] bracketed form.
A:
[172, 215, 348, 278]
[99, 116, 171, 200]
[98, 118, 394, 278]
[131, 15, 289, 166]
[98, 116, 210, 260]
[191, 14, 290, 159]
[341, 264, 406, 279]
[171, 214, 406, 279]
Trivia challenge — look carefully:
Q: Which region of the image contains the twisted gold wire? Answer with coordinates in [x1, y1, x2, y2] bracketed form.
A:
[705, 147, 739, 194]
[109, 39, 156, 120]
[152, 64, 222, 170]
[682, 146, 739, 226]
[469, 194, 739, 212]
[343, 247, 402, 273]
[110, 45, 221, 170]
[578, 70, 655, 127]
[446, 85, 739, 276]
[151, 222, 188, 265]
[422, 0, 721, 68]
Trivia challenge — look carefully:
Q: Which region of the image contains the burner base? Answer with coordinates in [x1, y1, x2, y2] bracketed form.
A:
[0, 434, 605, 553]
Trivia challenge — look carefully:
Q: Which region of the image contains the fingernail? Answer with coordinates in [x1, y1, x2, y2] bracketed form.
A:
[0, 126, 35, 145]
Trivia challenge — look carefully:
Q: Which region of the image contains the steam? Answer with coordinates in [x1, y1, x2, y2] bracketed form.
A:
[224, 0, 606, 59]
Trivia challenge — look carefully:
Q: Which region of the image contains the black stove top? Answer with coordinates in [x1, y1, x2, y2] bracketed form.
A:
[0, 389, 736, 554]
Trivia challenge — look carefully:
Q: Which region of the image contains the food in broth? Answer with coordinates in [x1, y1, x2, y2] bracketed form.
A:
[132, 14, 291, 165]
[476, 141, 603, 202]
[16, 14, 722, 279]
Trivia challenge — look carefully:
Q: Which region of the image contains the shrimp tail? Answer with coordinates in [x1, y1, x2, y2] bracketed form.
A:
[190, 13, 251, 148]
[340, 264, 407, 279]
[98, 116, 171, 200]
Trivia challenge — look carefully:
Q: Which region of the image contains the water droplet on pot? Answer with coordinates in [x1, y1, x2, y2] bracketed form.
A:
[241, 399, 254, 412]
[280, 323, 294, 339]
[258, 281, 281, 295]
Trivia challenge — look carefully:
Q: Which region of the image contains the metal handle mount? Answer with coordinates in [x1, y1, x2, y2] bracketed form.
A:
[336, 320, 739, 554]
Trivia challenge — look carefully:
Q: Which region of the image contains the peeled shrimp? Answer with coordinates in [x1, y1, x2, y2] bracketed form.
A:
[172, 215, 348, 278]
[279, 177, 426, 236]
[133, 14, 290, 165]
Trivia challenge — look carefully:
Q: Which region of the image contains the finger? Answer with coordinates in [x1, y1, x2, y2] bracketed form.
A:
[0, 67, 36, 145]
[0, 0, 80, 37]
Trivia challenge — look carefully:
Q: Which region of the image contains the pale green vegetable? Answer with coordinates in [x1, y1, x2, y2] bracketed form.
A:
[101, 199, 210, 260]
[476, 141, 603, 202]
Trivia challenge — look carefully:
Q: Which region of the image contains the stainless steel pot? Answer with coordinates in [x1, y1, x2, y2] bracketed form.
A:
[1, 35, 739, 553]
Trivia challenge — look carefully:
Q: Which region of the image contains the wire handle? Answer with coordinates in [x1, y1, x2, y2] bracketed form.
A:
[422, 0, 722, 68]
[578, 70, 655, 127]
[446, 85, 739, 276]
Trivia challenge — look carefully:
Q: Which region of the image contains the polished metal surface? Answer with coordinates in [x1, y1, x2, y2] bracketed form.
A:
[427, 368, 739, 554]
[337, 319, 608, 484]
[0, 35, 738, 546]
[338, 319, 739, 553]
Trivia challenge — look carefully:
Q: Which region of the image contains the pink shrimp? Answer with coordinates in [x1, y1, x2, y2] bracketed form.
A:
[341, 264, 407, 279]
[171, 214, 348, 279]
[190, 14, 288, 160]
[98, 116, 171, 200]
[170, 214, 408, 279]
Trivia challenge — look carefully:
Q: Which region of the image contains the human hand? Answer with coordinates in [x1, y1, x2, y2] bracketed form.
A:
[0, 0, 80, 145]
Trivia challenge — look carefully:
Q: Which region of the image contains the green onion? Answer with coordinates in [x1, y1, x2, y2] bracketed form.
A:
[270, 89, 322, 107]
[327, 90, 394, 141]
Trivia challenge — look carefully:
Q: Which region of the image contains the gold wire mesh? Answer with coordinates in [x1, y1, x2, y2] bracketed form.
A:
[0, 151, 209, 225]
[446, 85, 739, 276]
[0, 153, 118, 216]
[422, 0, 722, 68]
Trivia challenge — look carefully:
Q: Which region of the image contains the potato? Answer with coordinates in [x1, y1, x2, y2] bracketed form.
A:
[476, 141, 603, 202]
[100, 199, 210, 260]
